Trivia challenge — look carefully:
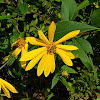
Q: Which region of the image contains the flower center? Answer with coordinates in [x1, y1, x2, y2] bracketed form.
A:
[16, 37, 26, 49]
[47, 43, 56, 54]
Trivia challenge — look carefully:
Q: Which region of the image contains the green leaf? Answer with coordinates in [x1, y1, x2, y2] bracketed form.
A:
[54, 21, 99, 41]
[46, 93, 54, 100]
[0, 0, 4, 3]
[18, 2, 28, 15]
[10, 28, 19, 43]
[61, 0, 78, 21]
[55, 0, 62, 2]
[78, 0, 89, 10]
[61, 65, 77, 74]
[0, 15, 14, 20]
[60, 77, 72, 90]
[72, 38, 93, 70]
[8, 69, 15, 78]
[89, 57, 98, 82]
[91, 8, 100, 27]
[51, 73, 60, 89]
[30, 19, 38, 26]
[75, 38, 93, 54]
[89, 0, 98, 4]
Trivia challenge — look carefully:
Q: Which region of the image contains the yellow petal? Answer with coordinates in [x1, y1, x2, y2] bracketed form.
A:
[56, 48, 73, 66]
[26, 37, 46, 46]
[37, 54, 47, 77]
[21, 47, 27, 56]
[55, 30, 80, 45]
[12, 48, 21, 57]
[20, 47, 46, 61]
[0, 84, 1, 92]
[38, 30, 50, 44]
[50, 54, 55, 73]
[58, 49, 75, 59]
[24, 43, 28, 51]
[20, 47, 27, 69]
[0, 78, 18, 93]
[56, 45, 78, 50]
[44, 54, 52, 77]
[20, 61, 26, 69]
[48, 21, 56, 43]
[11, 41, 17, 49]
[0, 80, 11, 98]
[64, 51, 75, 59]
[25, 51, 46, 71]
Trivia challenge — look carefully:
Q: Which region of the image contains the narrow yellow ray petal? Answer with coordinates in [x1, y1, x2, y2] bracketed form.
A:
[25, 51, 46, 71]
[44, 54, 52, 77]
[56, 45, 78, 50]
[20, 47, 27, 69]
[24, 43, 28, 51]
[38, 30, 50, 44]
[37, 54, 47, 77]
[11, 41, 17, 49]
[50, 54, 55, 73]
[21, 47, 27, 56]
[0, 80, 11, 98]
[58, 48, 75, 59]
[48, 21, 56, 43]
[64, 51, 75, 59]
[0, 78, 18, 93]
[12, 48, 21, 57]
[56, 48, 73, 66]
[26, 37, 47, 46]
[20, 61, 26, 69]
[20, 47, 46, 61]
[55, 30, 80, 45]
[0, 84, 1, 92]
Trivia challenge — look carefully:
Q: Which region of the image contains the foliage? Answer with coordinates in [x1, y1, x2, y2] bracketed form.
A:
[0, 0, 100, 99]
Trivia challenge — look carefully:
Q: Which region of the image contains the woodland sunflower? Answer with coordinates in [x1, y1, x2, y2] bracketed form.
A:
[0, 78, 18, 98]
[11, 37, 28, 69]
[20, 21, 80, 77]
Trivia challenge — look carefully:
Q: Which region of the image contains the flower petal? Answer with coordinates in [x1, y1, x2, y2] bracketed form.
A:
[37, 54, 47, 77]
[11, 41, 17, 49]
[21, 47, 27, 56]
[56, 45, 78, 50]
[64, 51, 75, 59]
[0, 78, 18, 93]
[0, 83, 1, 92]
[20, 47, 46, 61]
[0, 80, 11, 98]
[56, 48, 73, 66]
[38, 30, 50, 44]
[55, 30, 80, 45]
[58, 49, 75, 59]
[25, 51, 46, 71]
[24, 43, 28, 51]
[20, 47, 27, 69]
[50, 54, 55, 73]
[26, 37, 46, 46]
[20, 61, 26, 69]
[12, 48, 21, 57]
[48, 21, 56, 43]
[44, 54, 52, 77]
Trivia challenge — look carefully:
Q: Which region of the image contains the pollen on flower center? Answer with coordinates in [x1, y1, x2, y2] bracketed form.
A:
[16, 37, 26, 49]
[47, 43, 56, 54]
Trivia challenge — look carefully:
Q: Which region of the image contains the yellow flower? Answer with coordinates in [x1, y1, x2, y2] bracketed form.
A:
[7, 13, 10, 16]
[20, 21, 80, 77]
[28, 4, 30, 8]
[0, 78, 18, 98]
[11, 37, 28, 69]
[93, 2, 99, 8]
[62, 71, 69, 77]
